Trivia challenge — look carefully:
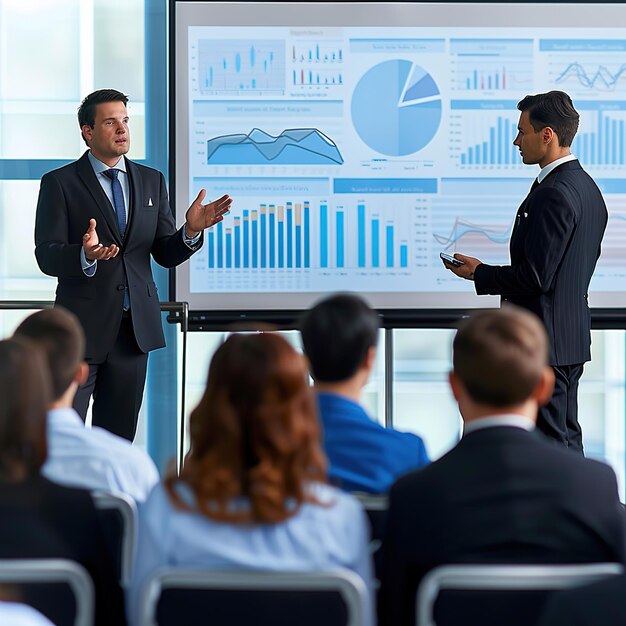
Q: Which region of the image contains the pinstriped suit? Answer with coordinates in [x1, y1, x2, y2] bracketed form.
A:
[473, 160, 607, 449]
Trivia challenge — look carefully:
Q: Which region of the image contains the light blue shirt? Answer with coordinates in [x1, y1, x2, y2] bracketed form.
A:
[42, 407, 159, 503]
[128, 481, 374, 626]
[0, 602, 55, 626]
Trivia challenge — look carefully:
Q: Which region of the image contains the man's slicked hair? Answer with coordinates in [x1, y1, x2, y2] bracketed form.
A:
[517, 90, 579, 147]
[453, 306, 548, 407]
[77, 88, 128, 144]
[299, 293, 379, 383]
[14, 307, 85, 401]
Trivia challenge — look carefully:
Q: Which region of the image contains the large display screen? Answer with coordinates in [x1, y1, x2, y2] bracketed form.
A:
[172, 2, 626, 314]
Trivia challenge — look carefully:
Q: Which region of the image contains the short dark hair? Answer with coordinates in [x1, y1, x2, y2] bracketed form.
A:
[517, 91, 579, 147]
[0, 337, 51, 481]
[299, 293, 379, 383]
[77, 89, 128, 144]
[453, 306, 548, 407]
[14, 308, 85, 401]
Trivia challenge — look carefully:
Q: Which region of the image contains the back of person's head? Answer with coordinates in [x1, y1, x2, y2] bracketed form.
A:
[14, 307, 85, 402]
[0, 337, 51, 481]
[78, 88, 128, 144]
[517, 91, 579, 147]
[167, 332, 326, 524]
[453, 306, 548, 407]
[299, 293, 379, 383]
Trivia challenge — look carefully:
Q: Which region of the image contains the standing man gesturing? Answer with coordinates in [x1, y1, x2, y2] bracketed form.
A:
[35, 89, 232, 441]
[443, 91, 607, 453]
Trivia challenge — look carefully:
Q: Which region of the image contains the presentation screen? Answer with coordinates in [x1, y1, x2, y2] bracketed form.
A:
[172, 1, 626, 315]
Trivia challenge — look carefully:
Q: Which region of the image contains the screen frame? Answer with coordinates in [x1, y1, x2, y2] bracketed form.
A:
[169, 0, 626, 329]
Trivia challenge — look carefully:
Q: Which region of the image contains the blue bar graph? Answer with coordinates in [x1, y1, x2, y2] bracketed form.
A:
[320, 204, 328, 268]
[400, 244, 408, 268]
[260, 205, 267, 268]
[251, 210, 258, 268]
[225, 229, 232, 268]
[372, 218, 380, 268]
[295, 203, 302, 269]
[234, 218, 241, 268]
[573, 111, 626, 166]
[278, 206, 285, 268]
[386, 224, 394, 267]
[304, 201, 310, 268]
[286, 202, 293, 268]
[208, 231, 215, 269]
[269, 206, 276, 268]
[217, 222, 223, 269]
[336, 211, 345, 268]
[358, 204, 366, 267]
[460, 116, 518, 166]
[243, 210, 250, 268]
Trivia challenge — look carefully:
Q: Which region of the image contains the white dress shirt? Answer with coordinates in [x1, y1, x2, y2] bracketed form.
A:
[463, 413, 535, 437]
[42, 407, 159, 503]
[537, 153, 577, 184]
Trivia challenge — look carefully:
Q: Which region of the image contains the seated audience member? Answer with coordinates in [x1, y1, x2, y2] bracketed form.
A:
[537, 574, 626, 626]
[378, 306, 626, 626]
[128, 333, 373, 626]
[299, 293, 429, 493]
[14, 308, 159, 502]
[0, 338, 125, 625]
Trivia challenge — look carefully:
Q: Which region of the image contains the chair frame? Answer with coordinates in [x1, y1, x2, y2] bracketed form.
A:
[91, 490, 137, 586]
[417, 562, 625, 626]
[0, 558, 94, 626]
[139, 568, 368, 626]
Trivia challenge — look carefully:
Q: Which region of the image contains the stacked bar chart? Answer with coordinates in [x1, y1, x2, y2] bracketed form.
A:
[205, 200, 411, 272]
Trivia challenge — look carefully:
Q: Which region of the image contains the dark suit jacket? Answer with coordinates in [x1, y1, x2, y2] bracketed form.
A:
[35, 152, 202, 361]
[537, 573, 626, 626]
[378, 426, 626, 626]
[0, 475, 126, 625]
[474, 160, 607, 366]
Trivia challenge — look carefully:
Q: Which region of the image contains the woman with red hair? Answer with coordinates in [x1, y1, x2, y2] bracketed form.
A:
[128, 332, 373, 624]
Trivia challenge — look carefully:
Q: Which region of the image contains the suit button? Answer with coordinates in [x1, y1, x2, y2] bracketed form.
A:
[116, 285, 125, 291]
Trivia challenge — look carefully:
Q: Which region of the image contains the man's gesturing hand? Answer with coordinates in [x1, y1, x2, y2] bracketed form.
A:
[184, 191, 232, 238]
[83, 219, 119, 261]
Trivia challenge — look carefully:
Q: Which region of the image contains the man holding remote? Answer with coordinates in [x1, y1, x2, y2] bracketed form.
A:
[443, 91, 607, 453]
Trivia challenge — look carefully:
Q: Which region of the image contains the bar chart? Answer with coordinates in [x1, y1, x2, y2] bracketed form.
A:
[573, 110, 626, 166]
[458, 115, 519, 166]
[204, 200, 411, 272]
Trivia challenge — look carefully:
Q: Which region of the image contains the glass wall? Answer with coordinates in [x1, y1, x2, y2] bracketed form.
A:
[182, 327, 626, 499]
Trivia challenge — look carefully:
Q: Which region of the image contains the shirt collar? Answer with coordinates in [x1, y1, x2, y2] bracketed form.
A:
[47, 407, 85, 428]
[537, 154, 576, 183]
[463, 413, 535, 437]
[87, 150, 127, 175]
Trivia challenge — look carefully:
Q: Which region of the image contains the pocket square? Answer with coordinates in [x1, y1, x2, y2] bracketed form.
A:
[148, 197, 153, 207]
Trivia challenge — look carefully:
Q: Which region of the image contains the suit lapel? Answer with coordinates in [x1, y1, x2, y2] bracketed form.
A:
[124, 157, 142, 243]
[76, 152, 123, 245]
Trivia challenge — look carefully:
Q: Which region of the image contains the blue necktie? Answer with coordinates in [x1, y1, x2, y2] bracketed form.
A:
[103, 168, 127, 238]
[103, 168, 129, 310]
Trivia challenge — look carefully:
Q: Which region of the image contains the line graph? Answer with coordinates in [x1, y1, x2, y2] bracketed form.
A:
[206, 128, 344, 165]
[554, 62, 626, 91]
[434, 217, 512, 248]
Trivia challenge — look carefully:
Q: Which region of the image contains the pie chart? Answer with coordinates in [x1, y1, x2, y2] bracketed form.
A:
[351, 60, 442, 156]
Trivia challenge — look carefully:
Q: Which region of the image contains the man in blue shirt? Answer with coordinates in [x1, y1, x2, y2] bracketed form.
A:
[300, 293, 429, 494]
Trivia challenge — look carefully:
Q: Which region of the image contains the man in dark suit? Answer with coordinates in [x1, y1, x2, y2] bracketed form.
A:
[35, 89, 232, 441]
[443, 91, 607, 453]
[378, 307, 625, 626]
